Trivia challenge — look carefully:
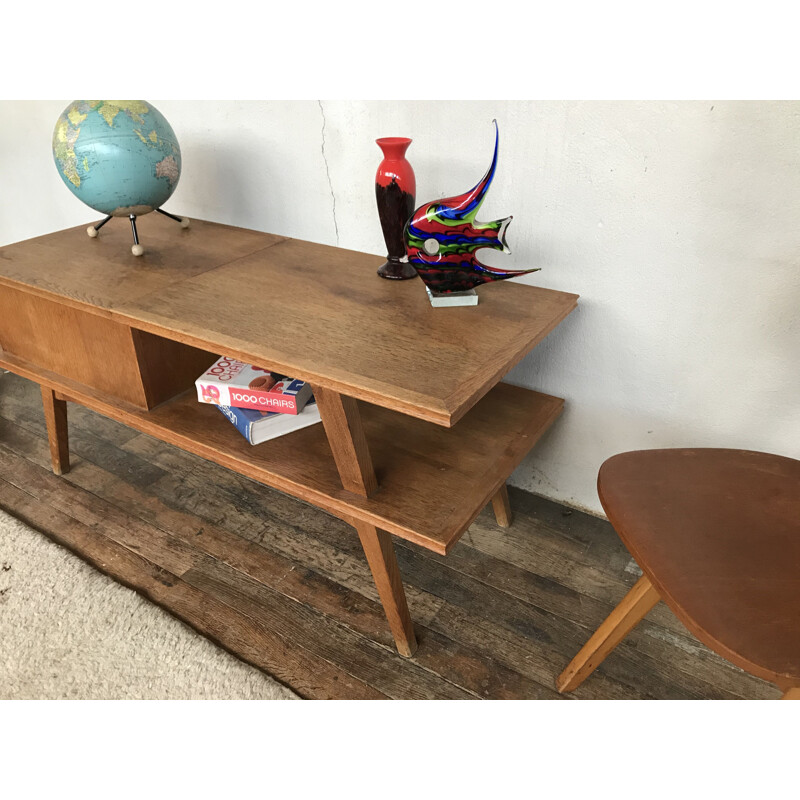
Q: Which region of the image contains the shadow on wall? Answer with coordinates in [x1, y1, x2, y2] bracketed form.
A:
[173, 141, 278, 233]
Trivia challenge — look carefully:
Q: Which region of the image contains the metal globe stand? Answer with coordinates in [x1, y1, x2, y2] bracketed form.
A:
[86, 207, 191, 256]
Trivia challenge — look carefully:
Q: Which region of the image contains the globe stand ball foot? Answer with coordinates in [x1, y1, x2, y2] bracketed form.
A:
[87, 214, 113, 239]
[131, 244, 145, 257]
[157, 207, 190, 229]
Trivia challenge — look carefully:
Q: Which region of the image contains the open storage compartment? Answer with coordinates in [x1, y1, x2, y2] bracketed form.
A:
[0, 283, 215, 410]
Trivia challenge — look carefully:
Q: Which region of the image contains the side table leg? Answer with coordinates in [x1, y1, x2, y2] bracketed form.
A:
[557, 574, 660, 693]
[356, 521, 417, 657]
[315, 386, 418, 657]
[491, 483, 513, 527]
[40, 385, 70, 475]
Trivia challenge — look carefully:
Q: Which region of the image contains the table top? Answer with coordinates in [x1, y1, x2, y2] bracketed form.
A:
[599, 448, 800, 685]
[0, 214, 578, 426]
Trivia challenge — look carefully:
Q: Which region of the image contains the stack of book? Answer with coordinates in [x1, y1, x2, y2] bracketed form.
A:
[195, 356, 321, 445]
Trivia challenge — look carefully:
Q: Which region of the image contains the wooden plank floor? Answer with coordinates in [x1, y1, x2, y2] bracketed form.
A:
[0, 373, 780, 699]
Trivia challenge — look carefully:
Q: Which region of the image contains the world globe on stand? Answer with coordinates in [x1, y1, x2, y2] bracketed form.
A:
[52, 100, 189, 255]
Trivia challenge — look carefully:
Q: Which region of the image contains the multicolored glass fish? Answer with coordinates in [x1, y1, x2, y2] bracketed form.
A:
[404, 121, 540, 294]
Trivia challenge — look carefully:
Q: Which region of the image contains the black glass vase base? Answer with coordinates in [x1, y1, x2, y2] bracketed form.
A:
[377, 258, 418, 280]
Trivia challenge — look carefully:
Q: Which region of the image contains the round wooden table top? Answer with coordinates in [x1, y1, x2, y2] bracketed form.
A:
[598, 448, 800, 686]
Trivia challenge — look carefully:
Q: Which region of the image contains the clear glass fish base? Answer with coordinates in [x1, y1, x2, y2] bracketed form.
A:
[425, 287, 479, 307]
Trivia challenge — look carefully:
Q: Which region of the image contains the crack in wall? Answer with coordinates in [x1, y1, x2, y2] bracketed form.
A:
[318, 100, 340, 245]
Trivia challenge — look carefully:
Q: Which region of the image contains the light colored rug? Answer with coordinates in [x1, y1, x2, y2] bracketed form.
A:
[0, 509, 297, 699]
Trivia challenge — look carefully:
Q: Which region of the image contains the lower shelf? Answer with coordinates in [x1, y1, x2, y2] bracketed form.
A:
[0, 350, 563, 554]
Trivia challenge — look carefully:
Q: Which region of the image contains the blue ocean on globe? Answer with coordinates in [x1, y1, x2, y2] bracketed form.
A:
[52, 101, 181, 217]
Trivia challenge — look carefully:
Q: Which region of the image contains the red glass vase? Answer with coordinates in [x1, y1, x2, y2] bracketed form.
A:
[375, 137, 417, 280]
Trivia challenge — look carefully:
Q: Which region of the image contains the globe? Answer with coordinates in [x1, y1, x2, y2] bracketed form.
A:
[52, 100, 182, 218]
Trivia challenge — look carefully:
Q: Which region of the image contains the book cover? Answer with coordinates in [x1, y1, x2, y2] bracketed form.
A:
[217, 398, 321, 445]
[196, 357, 312, 415]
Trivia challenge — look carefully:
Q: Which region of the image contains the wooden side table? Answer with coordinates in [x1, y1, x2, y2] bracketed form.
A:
[0, 214, 578, 656]
[557, 449, 800, 698]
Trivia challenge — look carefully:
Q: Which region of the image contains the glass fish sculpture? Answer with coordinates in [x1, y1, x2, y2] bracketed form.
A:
[404, 121, 540, 294]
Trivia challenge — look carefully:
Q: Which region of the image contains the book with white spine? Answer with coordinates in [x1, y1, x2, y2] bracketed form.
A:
[216, 398, 321, 445]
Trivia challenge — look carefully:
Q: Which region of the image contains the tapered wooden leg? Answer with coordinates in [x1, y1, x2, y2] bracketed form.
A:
[781, 687, 800, 700]
[40, 385, 70, 475]
[315, 386, 417, 656]
[356, 521, 417, 657]
[314, 387, 377, 495]
[557, 574, 661, 693]
[491, 483, 513, 527]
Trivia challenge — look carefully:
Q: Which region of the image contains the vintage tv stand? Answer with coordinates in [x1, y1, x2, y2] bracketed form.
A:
[0, 215, 577, 656]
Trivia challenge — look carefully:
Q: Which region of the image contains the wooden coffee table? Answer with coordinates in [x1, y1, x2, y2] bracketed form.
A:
[0, 214, 578, 656]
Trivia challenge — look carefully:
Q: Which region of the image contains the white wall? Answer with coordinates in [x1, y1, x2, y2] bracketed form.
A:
[1, 100, 798, 514]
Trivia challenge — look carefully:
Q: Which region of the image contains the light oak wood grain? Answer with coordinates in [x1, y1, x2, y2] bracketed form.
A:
[0, 349, 563, 554]
[355, 522, 417, 657]
[130, 329, 217, 409]
[40, 385, 69, 475]
[114, 237, 578, 426]
[0, 284, 218, 411]
[315, 386, 416, 655]
[491, 483, 513, 527]
[314, 387, 377, 496]
[0, 215, 285, 314]
[0, 285, 151, 407]
[557, 574, 661, 693]
[0, 221, 577, 426]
